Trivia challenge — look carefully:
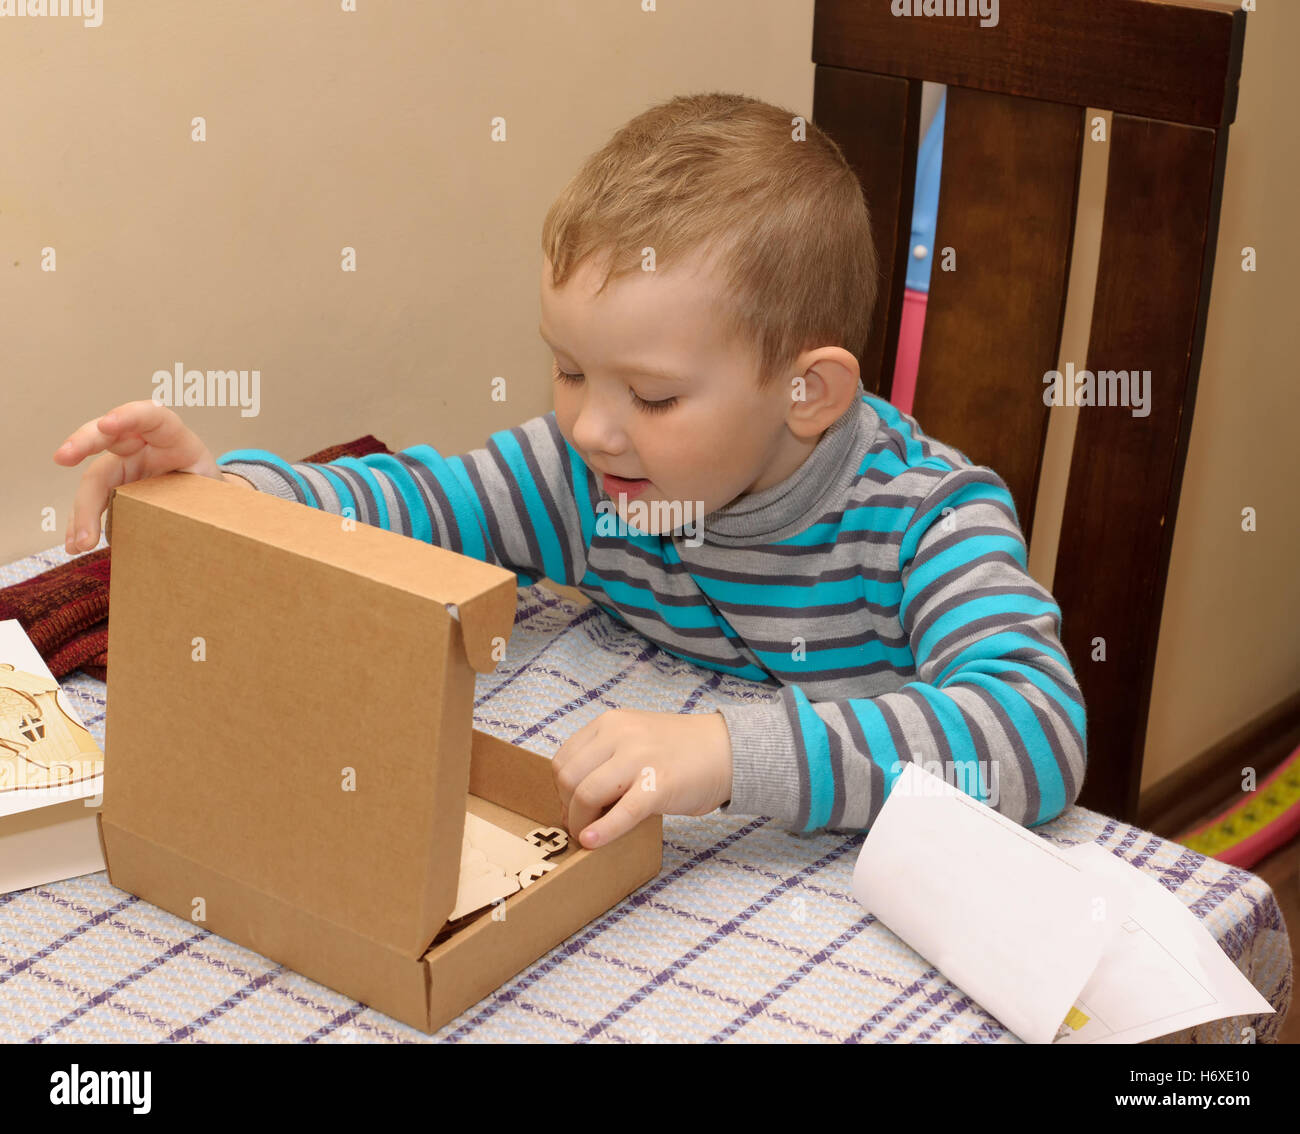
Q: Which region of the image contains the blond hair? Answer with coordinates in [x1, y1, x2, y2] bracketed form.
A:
[540, 92, 879, 390]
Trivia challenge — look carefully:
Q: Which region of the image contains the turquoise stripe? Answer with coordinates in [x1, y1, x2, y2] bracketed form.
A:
[307, 463, 359, 523]
[905, 682, 987, 802]
[327, 456, 390, 531]
[913, 592, 1059, 667]
[567, 444, 595, 550]
[753, 639, 908, 673]
[899, 533, 1025, 624]
[777, 505, 910, 546]
[700, 575, 868, 608]
[943, 656, 1085, 742]
[932, 630, 1070, 687]
[899, 483, 1017, 566]
[359, 454, 431, 542]
[216, 449, 320, 508]
[596, 576, 724, 630]
[490, 431, 567, 582]
[943, 668, 1067, 824]
[845, 696, 906, 832]
[418, 451, 491, 563]
[871, 396, 924, 464]
[791, 687, 835, 832]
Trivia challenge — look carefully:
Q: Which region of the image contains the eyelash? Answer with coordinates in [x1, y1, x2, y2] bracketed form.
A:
[551, 361, 678, 414]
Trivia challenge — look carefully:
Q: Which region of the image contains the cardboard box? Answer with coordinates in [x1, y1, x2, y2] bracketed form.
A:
[97, 472, 662, 1034]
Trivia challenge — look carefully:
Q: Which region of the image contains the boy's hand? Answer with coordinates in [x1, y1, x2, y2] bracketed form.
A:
[52, 399, 247, 554]
[552, 709, 733, 849]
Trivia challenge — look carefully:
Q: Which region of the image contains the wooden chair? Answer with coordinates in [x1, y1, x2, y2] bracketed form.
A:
[811, 0, 1247, 822]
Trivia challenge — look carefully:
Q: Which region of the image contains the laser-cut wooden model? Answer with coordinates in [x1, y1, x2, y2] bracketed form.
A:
[0, 663, 103, 792]
[447, 813, 571, 921]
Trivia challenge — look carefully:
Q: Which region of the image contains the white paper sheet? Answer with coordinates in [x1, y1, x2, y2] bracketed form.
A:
[851, 760, 1275, 1044]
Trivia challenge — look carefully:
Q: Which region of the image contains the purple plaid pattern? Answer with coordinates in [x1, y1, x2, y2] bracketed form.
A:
[0, 543, 1291, 1043]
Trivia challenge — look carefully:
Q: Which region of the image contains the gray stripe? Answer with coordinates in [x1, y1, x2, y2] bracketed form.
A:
[838, 704, 885, 831]
[946, 683, 1030, 822]
[462, 454, 511, 570]
[374, 458, 415, 537]
[328, 462, 382, 529]
[999, 671, 1079, 812]
[907, 581, 1052, 641]
[946, 681, 1041, 824]
[295, 465, 343, 515]
[400, 455, 461, 551]
[393, 453, 448, 545]
[514, 425, 575, 584]
[217, 460, 302, 502]
[779, 688, 812, 831]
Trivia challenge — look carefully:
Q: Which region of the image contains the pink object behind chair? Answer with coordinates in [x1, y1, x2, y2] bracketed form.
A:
[890, 287, 929, 417]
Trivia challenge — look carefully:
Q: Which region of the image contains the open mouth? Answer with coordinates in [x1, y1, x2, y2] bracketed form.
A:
[601, 473, 652, 500]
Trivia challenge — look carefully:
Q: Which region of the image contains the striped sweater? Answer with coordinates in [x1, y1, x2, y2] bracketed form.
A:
[216, 392, 1086, 835]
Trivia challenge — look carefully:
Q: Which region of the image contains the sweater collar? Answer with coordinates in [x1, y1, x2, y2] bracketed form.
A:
[699, 395, 876, 546]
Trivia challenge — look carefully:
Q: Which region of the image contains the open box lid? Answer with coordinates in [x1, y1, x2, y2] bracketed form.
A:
[100, 472, 517, 959]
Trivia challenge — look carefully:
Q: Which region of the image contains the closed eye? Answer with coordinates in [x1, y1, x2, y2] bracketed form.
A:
[551, 360, 678, 414]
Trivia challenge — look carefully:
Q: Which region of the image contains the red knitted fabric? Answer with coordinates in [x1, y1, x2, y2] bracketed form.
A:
[0, 435, 392, 681]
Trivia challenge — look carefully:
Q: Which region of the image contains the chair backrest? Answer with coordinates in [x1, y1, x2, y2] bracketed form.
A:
[811, 0, 1247, 821]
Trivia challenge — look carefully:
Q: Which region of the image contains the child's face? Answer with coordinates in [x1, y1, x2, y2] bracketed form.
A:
[539, 251, 802, 532]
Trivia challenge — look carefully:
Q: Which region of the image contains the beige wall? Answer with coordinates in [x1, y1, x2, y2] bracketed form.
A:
[1, 1, 1293, 796]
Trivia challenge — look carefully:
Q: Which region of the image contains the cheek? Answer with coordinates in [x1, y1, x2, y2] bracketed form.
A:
[642, 414, 737, 491]
[551, 388, 579, 443]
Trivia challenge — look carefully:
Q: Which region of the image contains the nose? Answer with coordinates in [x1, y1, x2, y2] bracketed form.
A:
[568, 382, 629, 458]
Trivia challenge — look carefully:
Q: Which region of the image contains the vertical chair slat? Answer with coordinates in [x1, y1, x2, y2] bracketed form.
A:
[1056, 114, 1228, 820]
[812, 65, 921, 397]
[910, 85, 1083, 543]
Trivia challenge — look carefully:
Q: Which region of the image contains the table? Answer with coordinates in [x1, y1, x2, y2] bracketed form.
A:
[0, 542, 1290, 1042]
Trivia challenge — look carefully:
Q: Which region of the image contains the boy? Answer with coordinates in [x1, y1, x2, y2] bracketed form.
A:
[55, 92, 1086, 853]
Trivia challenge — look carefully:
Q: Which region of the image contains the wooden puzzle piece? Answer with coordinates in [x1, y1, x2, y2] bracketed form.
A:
[447, 813, 562, 922]
[447, 864, 519, 922]
[517, 860, 556, 888]
[464, 812, 546, 876]
[524, 826, 568, 857]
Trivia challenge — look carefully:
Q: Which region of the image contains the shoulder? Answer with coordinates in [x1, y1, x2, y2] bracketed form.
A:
[851, 393, 1021, 541]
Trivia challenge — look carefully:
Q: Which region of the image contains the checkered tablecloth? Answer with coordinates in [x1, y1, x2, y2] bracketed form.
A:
[0, 541, 1291, 1042]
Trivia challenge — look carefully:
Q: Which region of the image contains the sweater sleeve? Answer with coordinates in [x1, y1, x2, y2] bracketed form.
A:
[214, 412, 595, 587]
[714, 466, 1087, 834]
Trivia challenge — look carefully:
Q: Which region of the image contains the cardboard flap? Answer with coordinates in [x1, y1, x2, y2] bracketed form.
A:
[453, 586, 517, 674]
[108, 475, 517, 675]
[101, 471, 507, 957]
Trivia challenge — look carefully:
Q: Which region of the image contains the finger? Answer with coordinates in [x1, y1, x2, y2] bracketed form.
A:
[579, 787, 650, 850]
[554, 734, 620, 830]
[65, 452, 127, 553]
[550, 715, 609, 806]
[551, 714, 605, 778]
[52, 400, 158, 466]
[58, 399, 196, 470]
[567, 757, 637, 844]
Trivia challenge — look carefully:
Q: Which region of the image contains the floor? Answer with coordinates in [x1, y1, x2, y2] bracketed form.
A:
[1179, 798, 1299, 1044]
